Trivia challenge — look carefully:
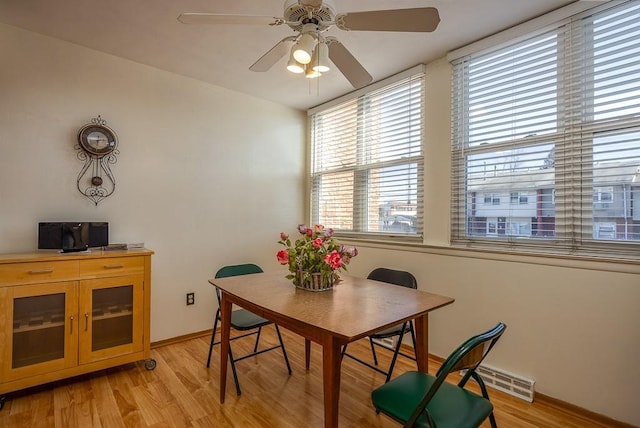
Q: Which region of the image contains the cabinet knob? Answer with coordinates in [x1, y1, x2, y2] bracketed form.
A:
[69, 315, 74, 334]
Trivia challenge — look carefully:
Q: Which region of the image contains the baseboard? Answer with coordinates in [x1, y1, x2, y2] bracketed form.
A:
[534, 393, 636, 428]
[150, 329, 211, 349]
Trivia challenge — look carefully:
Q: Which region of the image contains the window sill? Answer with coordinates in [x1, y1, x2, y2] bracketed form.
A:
[341, 238, 640, 275]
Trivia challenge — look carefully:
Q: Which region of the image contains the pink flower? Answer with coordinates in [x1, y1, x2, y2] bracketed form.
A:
[312, 238, 323, 249]
[324, 250, 343, 270]
[280, 232, 288, 241]
[306, 228, 313, 237]
[314, 224, 325, 233]
[276, 250, 289, 265]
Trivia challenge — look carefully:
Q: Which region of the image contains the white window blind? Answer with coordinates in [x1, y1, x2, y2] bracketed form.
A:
[309, 68, 424, 239]
[451, 1, 640, 257]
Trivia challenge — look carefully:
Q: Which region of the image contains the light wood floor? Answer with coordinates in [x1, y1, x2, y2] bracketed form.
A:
[0, 327, 625, 427]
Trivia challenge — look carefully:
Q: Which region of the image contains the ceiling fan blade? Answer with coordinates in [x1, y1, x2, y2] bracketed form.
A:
[326, 37, 373, 89]
[250, 36, 297, 72]
[335, 7, 440, 32]
[177, 13, 282, 26]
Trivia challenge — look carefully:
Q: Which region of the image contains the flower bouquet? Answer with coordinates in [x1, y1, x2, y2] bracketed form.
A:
[277, 224, 358, 291]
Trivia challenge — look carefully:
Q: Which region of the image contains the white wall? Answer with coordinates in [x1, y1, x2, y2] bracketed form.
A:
[0, 23, 306, 342]
[344, 57, 640, 426]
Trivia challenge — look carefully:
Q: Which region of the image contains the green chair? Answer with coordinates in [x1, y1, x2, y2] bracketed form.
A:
[342, 267, 418, 383]
[371, 322, 507, 428]
[205, 263, 292, 395]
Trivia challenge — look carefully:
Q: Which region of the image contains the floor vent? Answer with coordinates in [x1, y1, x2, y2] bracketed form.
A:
[464, 365, 535, 402]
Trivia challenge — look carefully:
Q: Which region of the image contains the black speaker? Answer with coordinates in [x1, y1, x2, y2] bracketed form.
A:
[38, 222, 63, 250]
[38, 222, 109, 251]
[89, 222, 109, 247]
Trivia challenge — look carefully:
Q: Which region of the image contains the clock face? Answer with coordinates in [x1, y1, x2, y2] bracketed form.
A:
[78, 125, 117, 156]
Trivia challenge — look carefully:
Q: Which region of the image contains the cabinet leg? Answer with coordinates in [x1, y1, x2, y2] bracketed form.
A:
[144, 358, 157, 370]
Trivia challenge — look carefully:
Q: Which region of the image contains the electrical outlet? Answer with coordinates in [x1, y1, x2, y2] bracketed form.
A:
[186, 292, 195, 305]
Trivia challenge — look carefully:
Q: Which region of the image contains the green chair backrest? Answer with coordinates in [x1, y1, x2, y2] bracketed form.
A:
[215, 263, 263, 279]
[213, 264, 264, 304]
[406, 322, 507, 427]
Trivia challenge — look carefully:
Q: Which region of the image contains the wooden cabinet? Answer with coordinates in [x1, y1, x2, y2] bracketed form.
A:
[0, 249, 153, 405]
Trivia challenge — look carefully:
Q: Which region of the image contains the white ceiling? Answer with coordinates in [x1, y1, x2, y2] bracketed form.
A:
[0, 0, 581, 110]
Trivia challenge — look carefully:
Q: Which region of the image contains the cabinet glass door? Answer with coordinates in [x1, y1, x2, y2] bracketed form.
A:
[91, 285, 134, 351]
[13, 293, 65, 367]
[5, 282, 78, 380]
[79, 275, 143, 364]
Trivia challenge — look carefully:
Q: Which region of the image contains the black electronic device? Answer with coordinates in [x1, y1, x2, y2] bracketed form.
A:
[38, 222, 109, 252]
[88, 222, 109, 248]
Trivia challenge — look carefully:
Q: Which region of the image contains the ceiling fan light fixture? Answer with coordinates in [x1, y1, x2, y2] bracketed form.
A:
[311, 41, 330, 73]
[286, 51, 305, 74]
[293, 23, 317, 64]
[305, 67, 322, 79]
[293, 35, 314, 64]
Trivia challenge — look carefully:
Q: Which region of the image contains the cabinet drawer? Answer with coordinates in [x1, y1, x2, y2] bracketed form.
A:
[0, 261, 79, 286]
[79, 257, 144, 278]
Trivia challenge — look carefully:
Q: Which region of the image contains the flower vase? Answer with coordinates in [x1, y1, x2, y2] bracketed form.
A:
[296, 269, 335, 292]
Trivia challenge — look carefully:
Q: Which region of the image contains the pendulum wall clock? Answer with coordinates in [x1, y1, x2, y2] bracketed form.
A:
[76, 115, 119, 205]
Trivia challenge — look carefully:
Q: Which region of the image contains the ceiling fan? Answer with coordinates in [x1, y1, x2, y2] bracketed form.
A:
[178, 0, 439, 89]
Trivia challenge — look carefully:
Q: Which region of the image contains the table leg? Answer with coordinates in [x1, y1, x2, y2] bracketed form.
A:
[414, 314, 429, 373]
[219, 293, 232, 403]
[321, 335, 342, 428]
[305, 339, 311, 370]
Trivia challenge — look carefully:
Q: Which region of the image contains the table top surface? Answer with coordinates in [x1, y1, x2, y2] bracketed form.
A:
[209, 271, 455, 341]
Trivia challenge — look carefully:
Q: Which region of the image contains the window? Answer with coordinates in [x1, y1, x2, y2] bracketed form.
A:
[309, 66, 425, 240]
[507, 221, 531, 236]
[510, 192, 529, 204]
[594, 186, 614, 203]
[451, 1, 640, 257]
[485, 194, 500, 205]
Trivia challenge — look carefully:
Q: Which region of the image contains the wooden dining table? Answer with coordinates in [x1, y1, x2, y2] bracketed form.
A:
[209, 271, 455, 428]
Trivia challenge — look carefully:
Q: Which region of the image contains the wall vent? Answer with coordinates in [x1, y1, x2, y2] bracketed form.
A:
[463, 365, 535, 402]
[371, 337, 396, 348]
